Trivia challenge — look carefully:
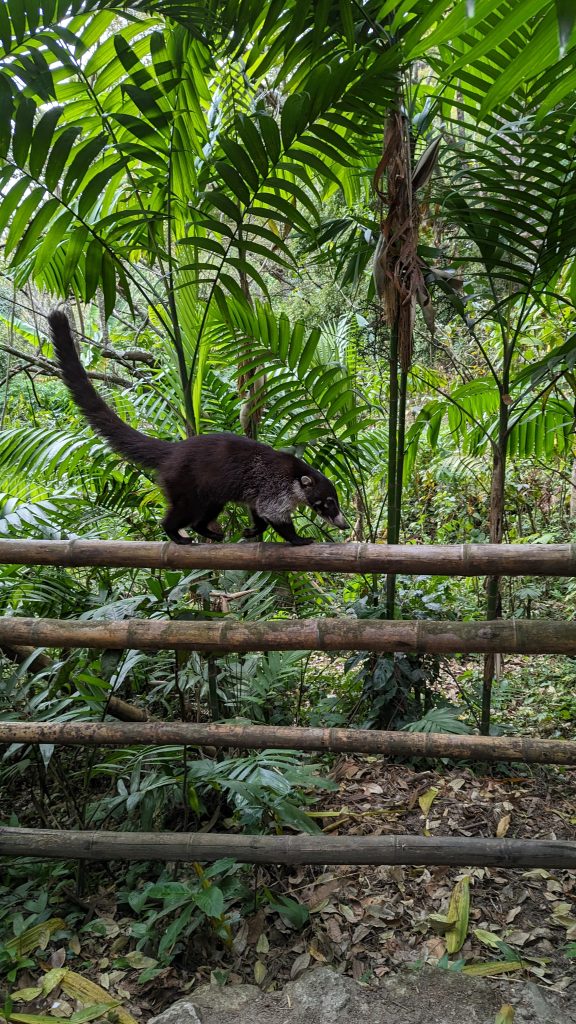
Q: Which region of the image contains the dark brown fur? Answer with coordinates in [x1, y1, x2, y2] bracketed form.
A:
[48, 311, 348, 545]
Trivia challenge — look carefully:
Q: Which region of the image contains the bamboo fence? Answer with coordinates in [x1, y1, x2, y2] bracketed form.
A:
[1, 539, 575, 869]
[0, 615, 575, 654]
[0, 538, 575, 575]
[2, 720, 576, 764]
[1, 827, 575, 868]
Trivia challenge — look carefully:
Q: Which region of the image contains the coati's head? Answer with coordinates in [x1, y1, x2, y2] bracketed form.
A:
[296, 470, 348, 530]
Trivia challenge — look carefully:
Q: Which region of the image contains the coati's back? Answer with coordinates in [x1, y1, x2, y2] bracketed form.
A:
[158, 432, 303, 501]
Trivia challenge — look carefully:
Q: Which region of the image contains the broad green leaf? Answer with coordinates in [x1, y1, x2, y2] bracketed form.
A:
[44, 125, 82, 191]
[29, 105, 63, 178]
[11, 196, 60, 262]
[12, 96, 36, 166]
[194, 885, 225, 918]
[0, 74, 13, 159]
[556, 0, 576, 54]
[4, 187, 45, 255]
[214, 160, 251, 206]
[62, 134, 108, 201]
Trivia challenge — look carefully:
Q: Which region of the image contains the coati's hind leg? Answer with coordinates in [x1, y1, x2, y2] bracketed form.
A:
[162, 499, 224, 544]
[162, 502, 193, 545]
[193, 503, 225, 541]
[243, 509, 268, 539]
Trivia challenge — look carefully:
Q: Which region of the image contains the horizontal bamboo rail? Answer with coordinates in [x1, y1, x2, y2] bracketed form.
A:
[1, 616, 575, 654]
[0, 539, 575, 575]
[1, 827, 574, 867]
[3, 720, 576, 765]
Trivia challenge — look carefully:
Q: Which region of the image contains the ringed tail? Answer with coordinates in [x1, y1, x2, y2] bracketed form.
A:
[48, 310, 173, 471]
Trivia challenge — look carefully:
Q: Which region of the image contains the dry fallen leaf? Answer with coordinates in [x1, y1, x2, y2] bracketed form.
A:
[253, 961, 267, 986]
[445, 877, 470, 954]
[474, 929, 502, 950]
[290, 952, 311, 979]
[418, 786, 440, 817]
[496, 815, 511, 838]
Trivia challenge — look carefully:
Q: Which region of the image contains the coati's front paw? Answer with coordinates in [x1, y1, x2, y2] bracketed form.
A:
[289, 536, 315, 546]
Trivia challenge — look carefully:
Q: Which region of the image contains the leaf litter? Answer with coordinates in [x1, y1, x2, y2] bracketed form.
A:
[3, 759, 575, 1018]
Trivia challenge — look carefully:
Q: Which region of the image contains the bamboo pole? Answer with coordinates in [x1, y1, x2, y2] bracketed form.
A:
[2, 720, 576, 764]
[0, 539, 575, 575]
[0, 616, 575, 654]
[1, 827, 574, 868]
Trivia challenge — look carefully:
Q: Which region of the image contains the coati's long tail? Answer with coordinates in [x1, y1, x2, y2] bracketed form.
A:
[48, 310, 173, 470]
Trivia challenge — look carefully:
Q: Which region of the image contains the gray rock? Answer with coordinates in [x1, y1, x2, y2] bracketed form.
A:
[148, 1001, 202, 1024]
[284, 966, 363, 1014]
[149, 965, 576, 1024]
[190, 983, 261, 1011]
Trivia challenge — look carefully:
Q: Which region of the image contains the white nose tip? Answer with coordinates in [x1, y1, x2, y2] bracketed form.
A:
[333, 513, 348, 529]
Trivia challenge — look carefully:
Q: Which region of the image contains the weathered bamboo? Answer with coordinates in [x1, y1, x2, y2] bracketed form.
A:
[0, 616, 575, 654]
[1, 827, 574, 867]
[0, 539, 575, 575]
[2, 720, 576, 765]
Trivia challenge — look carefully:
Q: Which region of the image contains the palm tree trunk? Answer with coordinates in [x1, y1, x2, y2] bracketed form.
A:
[570, 457, 576, 516]
[386, 321, 399, 618]
[481, 398, 508, 734]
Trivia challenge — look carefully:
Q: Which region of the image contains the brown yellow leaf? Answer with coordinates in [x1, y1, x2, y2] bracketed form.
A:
[429, 912, 457, 935]
[418, 787, 439, 817]
[474, 928, 502, 950]
[42, 968, 68, 995]
[496, 815, 510, 838]
[121, 951, 158, 970]
[11, 987, 43, 1002]
[5, 919, 66, 957]
[308, 941, 327, 963]
[494, 1005, 515, 1024]
[290, 952, 311, 978]
[254, 961, 267, 985]
[463, 960, 524, 977]
[445, 877, 470, 954]
[59, 971, 138, 1024]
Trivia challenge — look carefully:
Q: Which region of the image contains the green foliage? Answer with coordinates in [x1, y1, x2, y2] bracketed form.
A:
[186, 749, 336, 834]
[403, 707, 472, 735]
[1, 0, 576, 992]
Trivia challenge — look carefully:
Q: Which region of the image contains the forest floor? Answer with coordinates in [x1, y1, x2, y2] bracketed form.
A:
[200, 757, 576, 998]
[7, 756, 574, 1020]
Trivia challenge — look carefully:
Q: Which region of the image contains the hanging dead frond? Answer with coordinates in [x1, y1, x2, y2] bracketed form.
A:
[373, 117, 442, 371]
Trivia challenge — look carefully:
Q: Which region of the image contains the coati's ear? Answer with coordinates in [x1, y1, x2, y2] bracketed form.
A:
[300, 475, 312, 487]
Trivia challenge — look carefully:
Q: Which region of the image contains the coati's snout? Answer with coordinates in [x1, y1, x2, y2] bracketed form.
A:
[300, 474, 349, 530]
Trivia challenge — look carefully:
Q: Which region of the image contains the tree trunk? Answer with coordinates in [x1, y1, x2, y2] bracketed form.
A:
[570, 457, 576, 516]
[386, 320, 399, 618]
[481, 398, 508, 734]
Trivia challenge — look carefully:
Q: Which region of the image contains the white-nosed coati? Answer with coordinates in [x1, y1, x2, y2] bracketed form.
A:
[48, 310, 348, 546]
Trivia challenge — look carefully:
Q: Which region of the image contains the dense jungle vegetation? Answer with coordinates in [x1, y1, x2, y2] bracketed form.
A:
[1, 1, 576, 1019]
